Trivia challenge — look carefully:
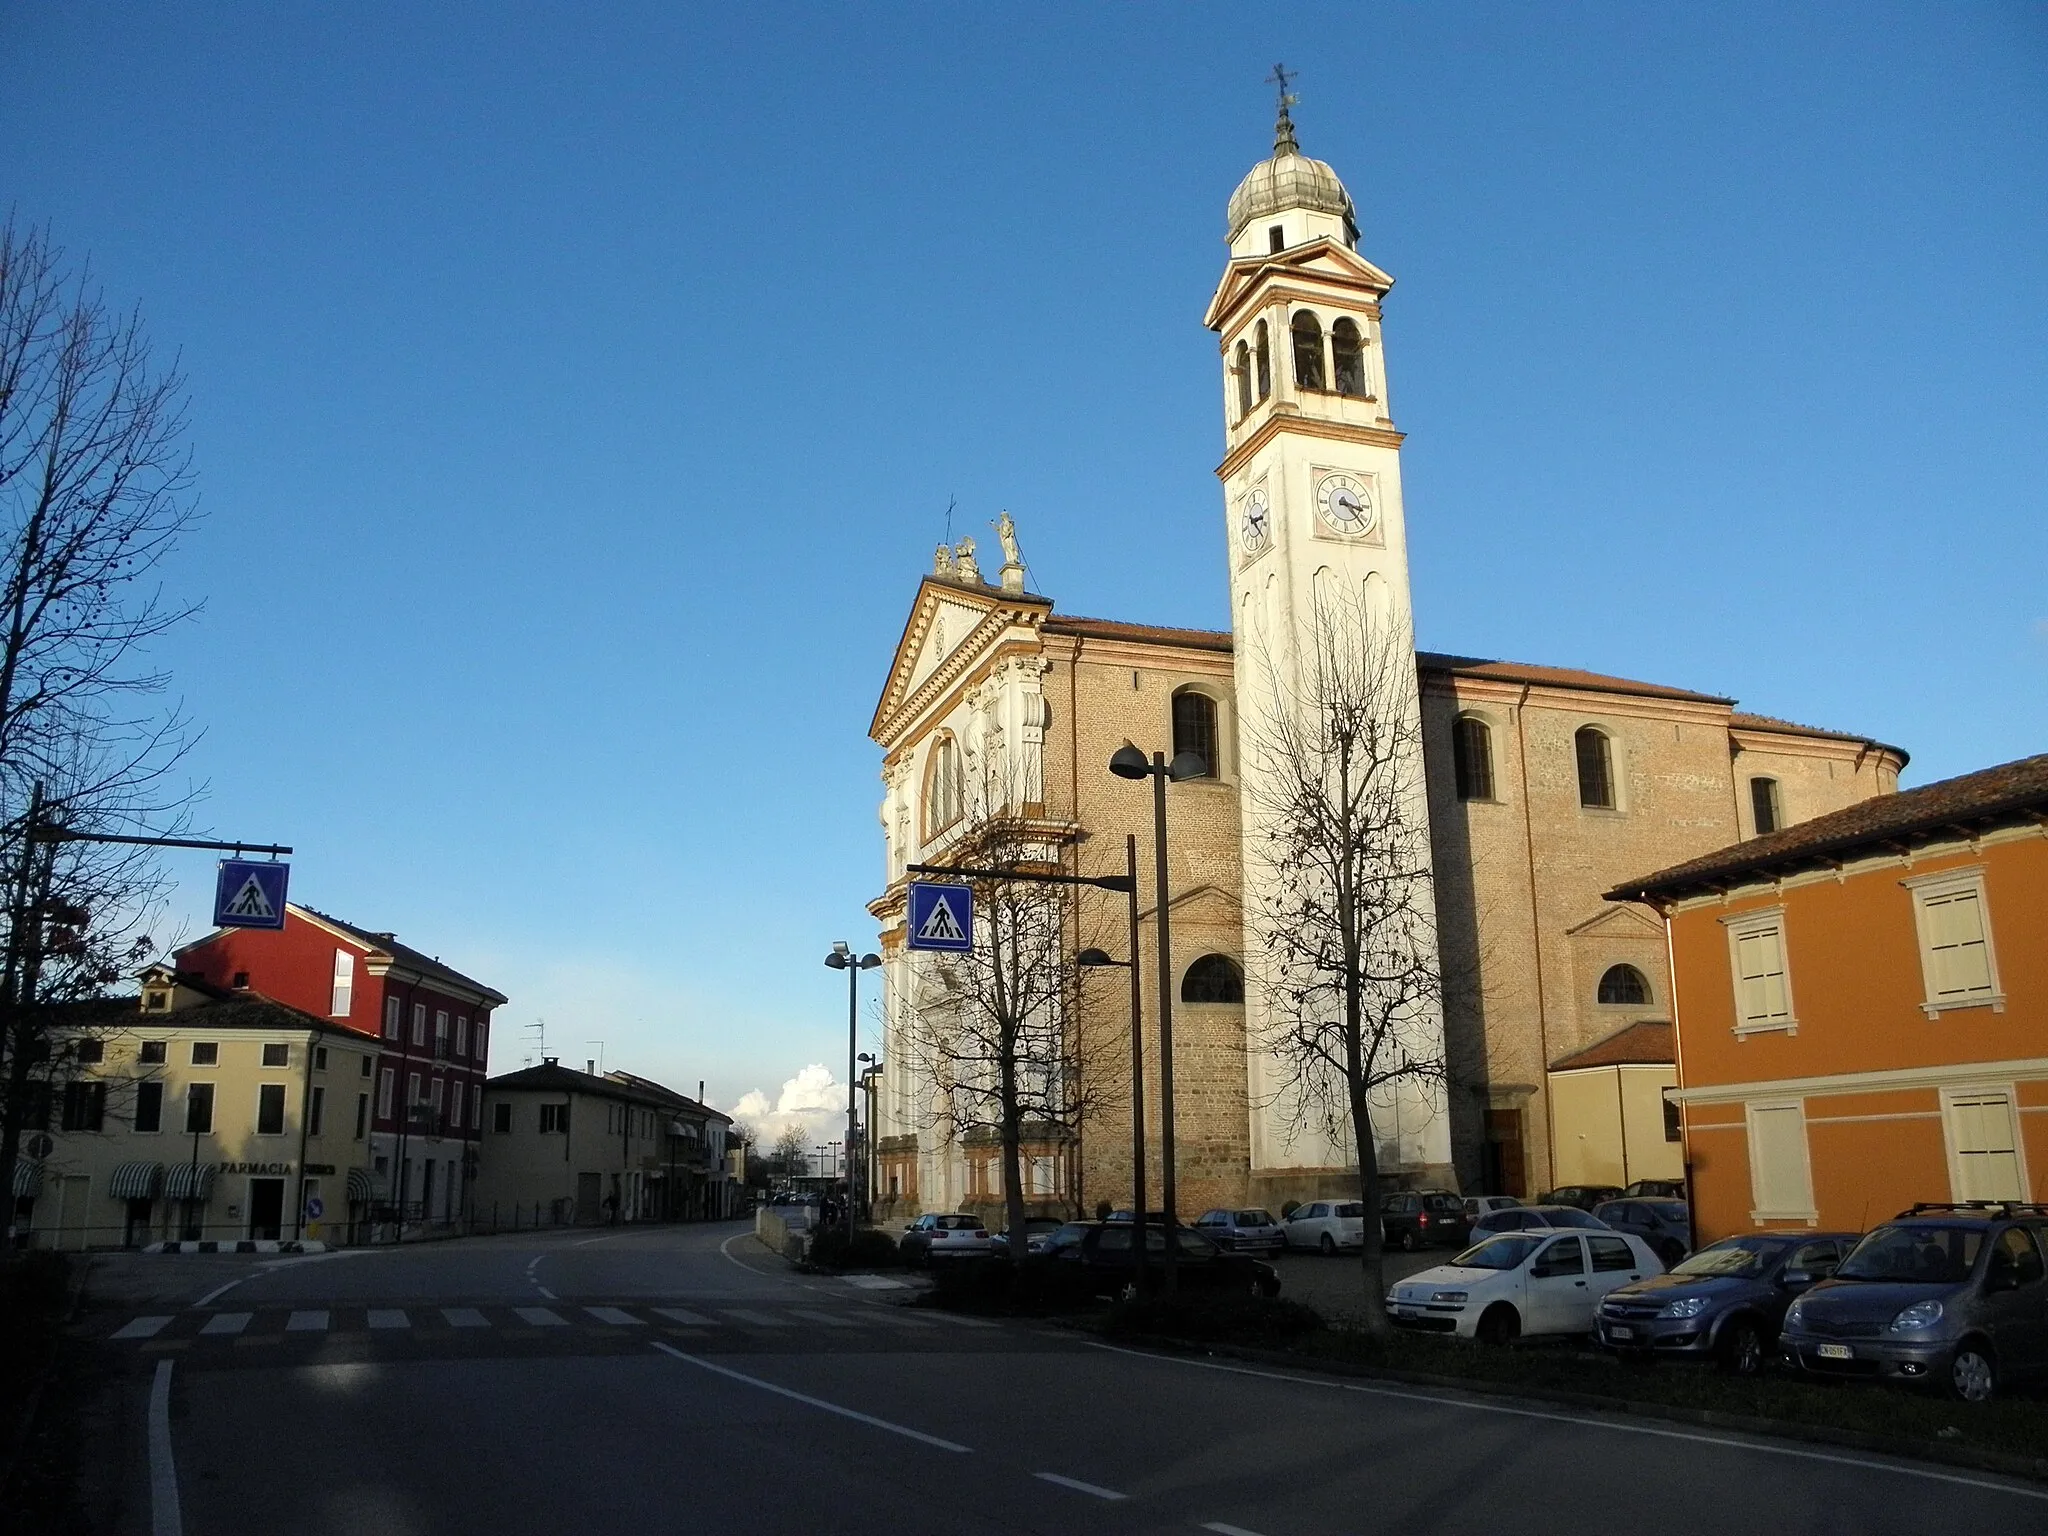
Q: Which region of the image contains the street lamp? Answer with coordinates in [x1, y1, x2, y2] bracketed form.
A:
[1078, 831, 1148, 1289]
[825, 941, 881, 1240]
[1109, 744, 1205, 1292]
[857, 1052, 879, 1223]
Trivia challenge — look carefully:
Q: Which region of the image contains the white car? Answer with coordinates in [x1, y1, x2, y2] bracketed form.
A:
[1463, 1195, 1522, 1220]
[1282, 1200, 1367, 1254]
[1386, 1229, 1663, 1344]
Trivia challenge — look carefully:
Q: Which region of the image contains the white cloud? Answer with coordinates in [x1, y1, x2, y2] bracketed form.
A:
[729, 1063, 851, 1157]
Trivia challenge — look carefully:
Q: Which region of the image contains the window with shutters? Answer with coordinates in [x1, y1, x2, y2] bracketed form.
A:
[61, 1080, 107, 1132]
[1574, 726, 1616, 809]
[135, 1080, 164, 1133]
[412, 1003, 427, 1047]
[1749, 776, 1781, 835]
[377, 1068, 394, 1120]
[1721, 908, 1796, 1035]
[257, 1082, 287, 1135]
[493, 1101, 512, 1134]
[1452, 715, 1494, 801]
[1745, 1100, 1815, 1220]
[330, 950, 355, 1017]
[1941, 1089, 2025, 1202]
[309, 1085, 325, 1136]
[1903, 867, 2004, 1017]
[355, 1093, 368, 1139]
[384, 997, 401, 1040]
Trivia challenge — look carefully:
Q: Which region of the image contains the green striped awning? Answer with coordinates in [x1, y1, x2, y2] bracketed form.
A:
[10, 1159, 41, 1197]
[345, 1167, 381, 1202]
[162, 1162, 215, 1201]
[109, 1161, 165, 1200]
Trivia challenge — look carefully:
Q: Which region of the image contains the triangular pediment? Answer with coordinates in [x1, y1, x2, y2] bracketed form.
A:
[870, 576, 1051, 746]
[1204, 237, 1394, 333]
[1564, 904, 1665, 941]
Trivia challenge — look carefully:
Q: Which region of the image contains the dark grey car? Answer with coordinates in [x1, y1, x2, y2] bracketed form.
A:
[1781, 1205, 2048, 1401]
[1593, 1198, 1695, 1267]
[1596, 1232, 1854, 1373]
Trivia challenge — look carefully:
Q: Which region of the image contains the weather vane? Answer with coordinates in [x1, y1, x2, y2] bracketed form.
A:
[1266, 62, 1300, 153]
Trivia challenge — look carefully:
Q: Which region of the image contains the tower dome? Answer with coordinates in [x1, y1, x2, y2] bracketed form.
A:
[1225, 99, 1357, 248]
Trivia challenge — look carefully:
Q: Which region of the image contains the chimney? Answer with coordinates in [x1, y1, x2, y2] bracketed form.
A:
[586, 1059, 597, 1076]
[543, 1056, 558, 1067]
[698, 1080, 705, 1104]
[231, 972, 250, 990]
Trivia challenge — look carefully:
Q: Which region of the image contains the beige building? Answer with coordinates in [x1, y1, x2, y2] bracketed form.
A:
[868, 107, 1904, 1221]
[13, 968, 381, 1250]
[473, 1059, 737, 1227]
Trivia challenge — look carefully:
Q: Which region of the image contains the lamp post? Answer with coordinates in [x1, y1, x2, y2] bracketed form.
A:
[825, 942, 880, 1240]
[857, 1051, 879, 1223]
[1109, 744, 1206, 1293]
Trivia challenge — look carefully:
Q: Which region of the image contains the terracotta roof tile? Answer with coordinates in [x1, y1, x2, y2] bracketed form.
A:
[1609, 751, 2048, 902]
[1418, 652, 1729, 706]
[1551, 1020, 1674, 1071]
[1041, 614, 1233, 651]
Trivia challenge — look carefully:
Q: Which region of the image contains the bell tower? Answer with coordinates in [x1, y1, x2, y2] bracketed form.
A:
[1204, 77, 1452, 1186]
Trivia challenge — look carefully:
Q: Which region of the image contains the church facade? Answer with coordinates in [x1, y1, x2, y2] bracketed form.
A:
[867, 109, 1904, 1221]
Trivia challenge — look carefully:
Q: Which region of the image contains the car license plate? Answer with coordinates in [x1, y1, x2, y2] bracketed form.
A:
[1608, 1324, 1634, 1340]
[1396, 1304, 1420, 1318]
[1816, 1343, 1853, 1361]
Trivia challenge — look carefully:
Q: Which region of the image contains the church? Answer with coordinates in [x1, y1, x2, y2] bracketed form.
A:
[866, 100, 1904, 1221]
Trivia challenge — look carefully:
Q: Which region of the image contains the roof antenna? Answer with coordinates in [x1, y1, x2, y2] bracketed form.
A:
[1266, 62, 1300, 154]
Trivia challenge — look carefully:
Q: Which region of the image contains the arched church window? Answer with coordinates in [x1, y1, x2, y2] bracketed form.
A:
[1254, 321, 1271, 400]
[1575, 726, 1615, 810]
[1453, 715, 1494, 802]
[1332, 318, 1367, 398]
[1171, 689, 1219, 779]
[923, 734, 964, 840]
[1181, 954, 1245, 1004]
[1597, 964, 1651, 1007]
[1291, 311, 1325, 391]
[1233, 340, 1252, 418]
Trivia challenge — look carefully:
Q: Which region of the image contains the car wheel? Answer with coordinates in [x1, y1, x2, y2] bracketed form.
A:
[1258, 1272, 1281, 1299]
[1947, 1342, 1997, 1403]
[1117, 1279, 1141, 1305]
[1477, 1304, 1520, 1348]
[1319, 1233, 1336, 1256]
[1716, 1317, 1765, 1376]
[1398, 1230, 1418, 1253]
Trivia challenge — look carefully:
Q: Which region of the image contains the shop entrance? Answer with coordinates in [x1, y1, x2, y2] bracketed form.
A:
[248, 1178, 285, 1240]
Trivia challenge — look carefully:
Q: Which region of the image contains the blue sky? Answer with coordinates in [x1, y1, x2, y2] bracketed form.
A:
[5, 5, 2043, 1130]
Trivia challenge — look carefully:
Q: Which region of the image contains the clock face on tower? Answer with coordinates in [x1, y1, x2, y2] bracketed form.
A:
[1238, 485, 1271, 554]
[1315, 471, 1378, 538]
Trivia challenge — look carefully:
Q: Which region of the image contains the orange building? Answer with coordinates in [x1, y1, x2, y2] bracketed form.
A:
[1608, 754, 2047, 1245]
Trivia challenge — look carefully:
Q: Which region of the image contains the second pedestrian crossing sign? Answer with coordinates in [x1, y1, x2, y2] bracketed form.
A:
[907, 881, 973, 952]
[214, 859, 290, 930]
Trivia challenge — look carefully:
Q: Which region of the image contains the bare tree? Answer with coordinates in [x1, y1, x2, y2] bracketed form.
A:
[1241, 583, 1446, 1330]
[772, 1124, 811, 1180]
[0, 219, 200, 1234]
[898, 752, 1118, 1262]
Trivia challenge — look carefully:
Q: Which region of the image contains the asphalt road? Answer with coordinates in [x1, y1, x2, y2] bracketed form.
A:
[74, 1221, 2048, 1535]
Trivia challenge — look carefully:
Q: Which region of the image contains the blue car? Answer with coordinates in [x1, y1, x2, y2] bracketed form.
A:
[1193, 1207, 1285, 1254]
[1597, 1232, 1855, 1373]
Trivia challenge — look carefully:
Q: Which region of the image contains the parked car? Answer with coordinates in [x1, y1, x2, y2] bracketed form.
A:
[1592, 1199, 1693, 1267]
[1540, 1185, 1625, 1212]
[1466, 1204, 1610, 1241]
[1193, 1208, 1285, 1254]
[1463, 1195, 1523, 1221]
[1380, 1190, 1470, 1251]
[1782, 1202, 2048, 1401]
[1282, 1200, 1366, 1254]
[1047, 1221, 1282, 1299]
[1387, 1229, 1663, 1344]
[898, 1212, 992, 1265]
[1622, 1179, 1686, 1200]
[1596, 1232, 1854, 1374]
[989, 1217, 1066, 1256]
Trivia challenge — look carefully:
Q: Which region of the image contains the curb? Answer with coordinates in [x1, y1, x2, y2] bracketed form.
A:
[143, 1239, 326, 1255]
[1094, 1328, 2048, 1486]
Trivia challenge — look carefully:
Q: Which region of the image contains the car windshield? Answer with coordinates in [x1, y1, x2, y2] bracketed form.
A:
[1839, 1225, 1985, 1283]
[934, 1215, 980, 1230]
[1648, 1202, 1689, 1222]
[1671, 1238, 1789, 1278]
[1335, 1203, 1365, 1218]
[1455, 1235, 1542, 1270]
[1542, 1208, 1603, 1229]
[1236, 1210, 1275, 1226]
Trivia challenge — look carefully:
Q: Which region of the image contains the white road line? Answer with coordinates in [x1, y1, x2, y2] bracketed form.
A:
[1034, 1472, 1126, 1501]
[721, 1308, 788, 1327]
[285, 1310, 330, 1332]
[1201, 1523, 1268, 1536]
[787, 1308, 860, 1328]
[534, 1285, 557, 1300]
[1083, 1341, 2048, 1503]
[148, 1359, 183, 1536]
[366, 1309, 410, 1330]
[198, 1312, 250, 1336]
[652, 1307, 715, 1326]
[651, 1342, 972, 1453]
[915, 1310, 995, 1329]
[114, 1316, 173, 1340]
[515, 1306, 567, 1326]
[191, 1279, 245, 1309]
[443, 1308, 490, 1328]
[585, 1306, 644, 1326]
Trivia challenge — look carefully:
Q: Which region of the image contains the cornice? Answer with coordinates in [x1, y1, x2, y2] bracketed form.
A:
[873, 601, 1047, 747]
[1218, 413, 1406, 481]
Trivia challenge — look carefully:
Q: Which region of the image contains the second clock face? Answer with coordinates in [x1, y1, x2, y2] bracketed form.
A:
[1239, 486, 1271, 553]
[1316, 472, 1377, 537]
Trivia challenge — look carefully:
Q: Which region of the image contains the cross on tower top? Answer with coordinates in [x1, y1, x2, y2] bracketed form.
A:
[1266, 63, 1300, 154]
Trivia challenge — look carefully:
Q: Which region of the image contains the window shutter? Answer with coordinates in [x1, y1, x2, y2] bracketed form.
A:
[330, 950, 355, 1017]
[1735, 927, 1789, 1024]
[1748, 1103, 1812, 1215]
[1924, 890, 1992, 999]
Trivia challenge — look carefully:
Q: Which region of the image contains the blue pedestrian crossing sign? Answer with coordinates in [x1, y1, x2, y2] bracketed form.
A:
[214, 860, 290, 930]
[907, 881, 973, 953]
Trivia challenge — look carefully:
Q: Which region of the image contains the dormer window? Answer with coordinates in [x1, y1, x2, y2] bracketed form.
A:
[1268, 224, 1285, 253]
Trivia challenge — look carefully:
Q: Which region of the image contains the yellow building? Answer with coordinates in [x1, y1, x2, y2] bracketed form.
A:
[14, 968, 381, 1250]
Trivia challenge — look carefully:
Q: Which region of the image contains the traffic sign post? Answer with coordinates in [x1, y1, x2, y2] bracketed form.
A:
[214, 860, 290, 929]
[906, 881, 973, 952]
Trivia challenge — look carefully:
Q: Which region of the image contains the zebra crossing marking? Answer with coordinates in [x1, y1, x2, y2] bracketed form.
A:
[285, 1310, 330, 1332]
[112, 1316, 172, 1340]
[584, 1306, 643, 1326]
[721, 1308, 788, 1327]
[515, 1307, 567, 1326]
[443, 1308, 489, 1328]
[652, 1307, 714, 1326]
[199, 1312, 251, 1336]
[366, 1309, 410, 1330]
[788, 1309, 860, 1328]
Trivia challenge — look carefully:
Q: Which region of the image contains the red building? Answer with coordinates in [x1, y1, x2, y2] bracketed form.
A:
[178, 906, 508, 1233]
